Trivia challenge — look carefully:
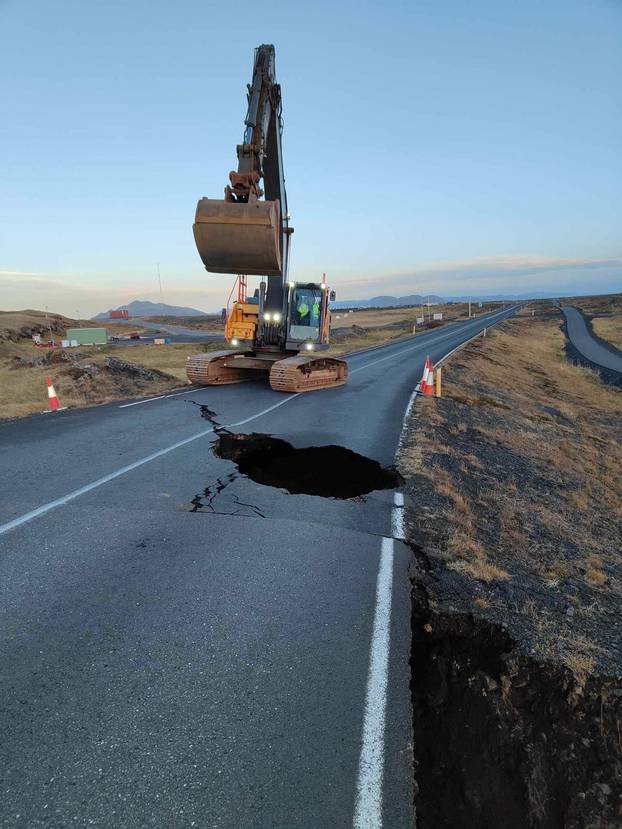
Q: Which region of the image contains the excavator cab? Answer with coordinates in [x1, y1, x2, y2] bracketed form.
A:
[285, 283, 329, 349]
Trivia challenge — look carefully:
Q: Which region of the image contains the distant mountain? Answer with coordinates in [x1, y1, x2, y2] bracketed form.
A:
[93, 300, 207, 319]
[331, 290, 563, 309]
[331, 294, 444, 309]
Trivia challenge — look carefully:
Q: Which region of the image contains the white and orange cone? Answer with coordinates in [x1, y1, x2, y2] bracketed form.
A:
[46, 376, 61, 411]
[420, 356, 435, 396]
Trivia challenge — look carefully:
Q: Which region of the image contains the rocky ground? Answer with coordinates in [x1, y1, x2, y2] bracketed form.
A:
[399, 307, 621, 827]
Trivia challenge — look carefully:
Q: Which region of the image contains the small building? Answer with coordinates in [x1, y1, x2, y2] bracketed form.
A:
[66, 327, 107, 345]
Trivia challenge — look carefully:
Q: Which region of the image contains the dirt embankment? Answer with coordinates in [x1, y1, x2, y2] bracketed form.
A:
[399, 309, 621, 827]
[0, 339, 224, 420]
[2, 348, 181, 419]
[0, 310, 71, 343]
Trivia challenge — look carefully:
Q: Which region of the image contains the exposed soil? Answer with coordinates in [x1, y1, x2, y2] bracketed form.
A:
[411, 601, 621, 828]
[400, 309, 622, 827]
[213, 432, 402, 498]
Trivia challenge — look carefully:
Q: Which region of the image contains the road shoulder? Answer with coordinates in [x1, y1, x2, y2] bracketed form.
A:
[398, 310, 622, 827]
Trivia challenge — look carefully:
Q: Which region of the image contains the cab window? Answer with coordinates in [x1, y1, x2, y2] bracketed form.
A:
[290, 287, 321, 340]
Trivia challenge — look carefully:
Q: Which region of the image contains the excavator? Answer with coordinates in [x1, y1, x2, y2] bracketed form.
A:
[186, 44, 348, 393]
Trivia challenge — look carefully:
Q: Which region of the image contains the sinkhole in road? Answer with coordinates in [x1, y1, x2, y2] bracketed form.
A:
[213, 433, 402, 498]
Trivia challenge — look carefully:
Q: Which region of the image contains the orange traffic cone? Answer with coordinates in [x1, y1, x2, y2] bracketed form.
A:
[421, 356, 435, 396]
[46, 376, 61, 411]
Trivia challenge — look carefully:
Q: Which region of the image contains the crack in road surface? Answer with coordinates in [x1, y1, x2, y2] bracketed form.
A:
[190, 472, 266, 518]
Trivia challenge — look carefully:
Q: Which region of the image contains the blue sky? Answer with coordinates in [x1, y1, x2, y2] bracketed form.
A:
[1, 0, 621, 314]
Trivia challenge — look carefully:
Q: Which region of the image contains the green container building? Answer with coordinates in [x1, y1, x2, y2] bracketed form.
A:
[66, 327, 108, 345]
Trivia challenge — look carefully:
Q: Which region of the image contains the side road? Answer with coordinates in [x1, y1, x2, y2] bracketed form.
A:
[562, 305, 622, 374]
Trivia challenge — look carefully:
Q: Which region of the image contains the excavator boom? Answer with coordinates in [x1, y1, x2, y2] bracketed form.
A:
[193, 44, 290, 285]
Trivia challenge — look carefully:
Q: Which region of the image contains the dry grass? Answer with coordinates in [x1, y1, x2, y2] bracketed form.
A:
[567, 293, 622, 317]
[331, 301, 499, 330]
[400, 309, 622, 675]
[327, 302, 506, 356]
[107, 344, 210, 381]
[0, 340, 222, 419]
[592, 316, 622, 352]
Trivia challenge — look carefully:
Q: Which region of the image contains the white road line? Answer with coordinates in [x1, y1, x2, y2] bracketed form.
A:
[0, 428, 213, 536]
[353, 536, 394, 829]
[118, 389, 198, 408]
[118, 395, 167, 408]
[118, 309, 514, 410]
[391, 492, 405, 540]
[229, 393, 299, 427]
[350, 308, 513, 376]
[2, 310, 516, 537]
[0, 394, 300, 537]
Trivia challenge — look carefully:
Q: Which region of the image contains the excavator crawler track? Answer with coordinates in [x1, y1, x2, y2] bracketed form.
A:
[269, 355, 348, 393]
[186, 351, 259, 385]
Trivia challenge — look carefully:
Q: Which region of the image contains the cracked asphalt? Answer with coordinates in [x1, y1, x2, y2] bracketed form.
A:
[0, 307, 517, 828]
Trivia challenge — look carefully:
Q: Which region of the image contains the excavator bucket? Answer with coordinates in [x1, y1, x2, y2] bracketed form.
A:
[193, 197, 282, 276]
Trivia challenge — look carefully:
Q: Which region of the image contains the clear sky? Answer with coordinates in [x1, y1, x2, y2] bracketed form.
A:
[1, 0, 621, 315]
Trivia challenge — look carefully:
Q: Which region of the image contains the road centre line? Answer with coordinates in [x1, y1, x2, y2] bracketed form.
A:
[1, 311, 515, 537]
[353, 535, 394, 829]
[118, 389, 199, 408]
[0, 394, 299, 537]
[350, 308, 513, 376]
[116, 310, 513, 409]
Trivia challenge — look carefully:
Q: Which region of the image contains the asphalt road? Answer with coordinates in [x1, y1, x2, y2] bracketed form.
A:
[109, 331, 223, 347]
[562, 306, 622, 373]
[0, 306, 517, 828]
[105, 319, 224, 346]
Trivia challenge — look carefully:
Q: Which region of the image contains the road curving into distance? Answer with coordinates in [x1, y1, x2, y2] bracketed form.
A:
[0, 305, 518, 828]
[562, 305, 622, 374]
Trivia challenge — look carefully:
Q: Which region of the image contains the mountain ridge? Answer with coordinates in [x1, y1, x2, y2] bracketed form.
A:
[93, 300, 207, 319]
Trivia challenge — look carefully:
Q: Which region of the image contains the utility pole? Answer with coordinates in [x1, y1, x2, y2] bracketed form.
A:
[76, 310, 81, 327]
[45, 305, 53, 339]
[157, 263, 164, 312]
[468, 297, 472, 318]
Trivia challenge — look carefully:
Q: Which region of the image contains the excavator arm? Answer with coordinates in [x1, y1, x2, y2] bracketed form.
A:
[187, 44, 348, 393]
[193, 44, 292, 309]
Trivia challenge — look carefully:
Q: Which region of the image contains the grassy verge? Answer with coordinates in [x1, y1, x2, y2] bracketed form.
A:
[0, 341, 223, 419]
[2, 304, 492, 419]
[327, 301, 505, 356]
[592, 315, 622, 351]
[399, 311, 621, 676]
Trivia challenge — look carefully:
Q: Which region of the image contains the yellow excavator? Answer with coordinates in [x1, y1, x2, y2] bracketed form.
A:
[186, 44, 348, 393]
